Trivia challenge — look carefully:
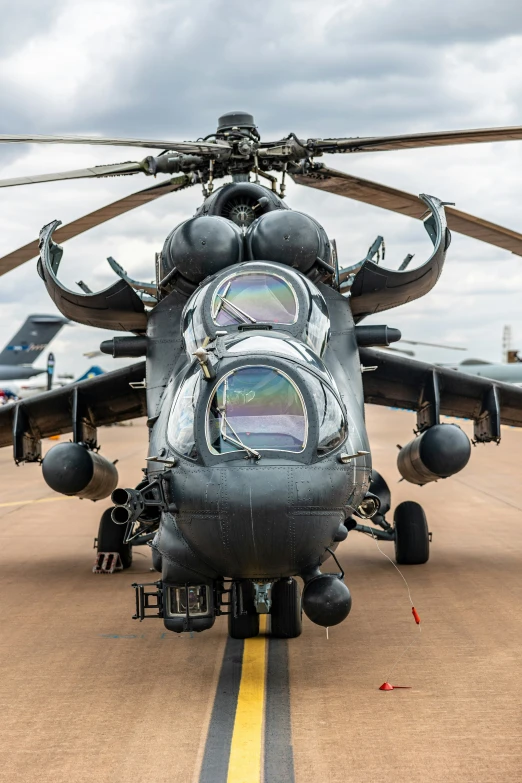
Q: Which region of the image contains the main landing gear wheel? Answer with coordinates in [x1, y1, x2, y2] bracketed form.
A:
[229, 580, 260, 639]
[270, 577, 302, 638]
[96, 507, 133, 569]
[394, 501, 430, 565]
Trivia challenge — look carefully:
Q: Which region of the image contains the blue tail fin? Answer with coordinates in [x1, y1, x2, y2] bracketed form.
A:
[76, 365, 105, 383]
[0, 314, 69, 367]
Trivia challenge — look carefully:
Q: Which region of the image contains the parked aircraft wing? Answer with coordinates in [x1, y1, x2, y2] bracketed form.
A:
[360, 348, 522, 428]
[0, 361, 146, 449]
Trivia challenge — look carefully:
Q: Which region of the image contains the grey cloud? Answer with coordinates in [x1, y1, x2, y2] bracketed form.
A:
[328, 0, 522, 45]
[1, 0, 522, 370]
[2, 0, 518, 139]
[0, 0, 58, 55]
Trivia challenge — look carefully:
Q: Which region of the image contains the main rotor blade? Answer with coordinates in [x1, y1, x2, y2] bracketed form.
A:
[401, 339, 466, 350]
[377, 345, 415, 357]
[0, 133, 229, 154]
[291, 166, 522, 256]
[0, 161, 145, 188]
[0, 174, 193, 277]
[312, 125, 522, 153]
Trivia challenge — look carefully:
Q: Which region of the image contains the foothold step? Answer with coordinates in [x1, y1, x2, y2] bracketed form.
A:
[92, 552, 123, 574]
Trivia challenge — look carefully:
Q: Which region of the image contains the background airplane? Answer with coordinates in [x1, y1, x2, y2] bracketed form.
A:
[0, 363, 105, 401]
[0, 314, 69, 380]
[446, 358, 522, 385]
[445, 325, 522, 385]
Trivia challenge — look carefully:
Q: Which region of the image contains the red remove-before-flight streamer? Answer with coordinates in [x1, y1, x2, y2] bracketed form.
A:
[365, 530, 423, 691]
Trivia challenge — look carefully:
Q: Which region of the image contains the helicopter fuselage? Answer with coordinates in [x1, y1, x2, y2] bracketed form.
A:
[2, 109, 517, 639]
[145, 259, 371, 631]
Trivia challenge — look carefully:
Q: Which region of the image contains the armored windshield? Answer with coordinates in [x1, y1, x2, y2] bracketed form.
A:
[211, 272, 298, 326]
[207, 366, 307, 455]
[314, 383, 346, 455]
[167, 369, 201, 458]
[182, 287, 207, 356]
[302, 277, 330, 356]
[297, 369, 347, 455]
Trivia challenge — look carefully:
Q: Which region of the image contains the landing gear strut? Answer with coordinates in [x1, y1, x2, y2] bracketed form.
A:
[227, 578, 303, 638]
[352, 471, 431, 565]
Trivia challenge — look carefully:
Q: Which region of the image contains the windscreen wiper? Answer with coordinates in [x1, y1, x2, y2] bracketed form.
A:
[219, 379, 260, 459]
[214, 281, 232, 320]
[216, 294, 257, 324]
[220, 412, 260, 459]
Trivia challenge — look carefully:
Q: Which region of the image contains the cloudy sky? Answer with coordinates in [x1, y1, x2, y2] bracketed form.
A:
[1, 0, 522, 377]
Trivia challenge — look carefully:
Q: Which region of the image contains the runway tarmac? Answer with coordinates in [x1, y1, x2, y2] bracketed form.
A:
[1, 407, 521, 783]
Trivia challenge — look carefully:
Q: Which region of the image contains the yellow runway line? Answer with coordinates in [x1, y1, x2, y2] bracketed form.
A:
[227, 615, 268, 783]
[0, 496, 71, 509]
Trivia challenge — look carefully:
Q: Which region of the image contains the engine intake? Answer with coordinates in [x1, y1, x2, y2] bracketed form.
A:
[397, 423, 471, 485]
[161, 215, 244, 285]
[245, 209, 331, 275]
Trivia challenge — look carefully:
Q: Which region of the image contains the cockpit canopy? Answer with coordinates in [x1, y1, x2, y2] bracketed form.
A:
[167, 360, 346, 461]
[182, 261, 330, 357]
[212, 271, 298, 326]
[207, 367, 307, 454]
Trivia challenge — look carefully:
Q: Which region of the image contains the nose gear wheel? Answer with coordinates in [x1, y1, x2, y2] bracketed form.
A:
[228, 580, 260, 638]
[270, 577, 302, 638]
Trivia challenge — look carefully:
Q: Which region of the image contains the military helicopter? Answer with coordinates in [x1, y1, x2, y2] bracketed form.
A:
[2, 110, 522, 640]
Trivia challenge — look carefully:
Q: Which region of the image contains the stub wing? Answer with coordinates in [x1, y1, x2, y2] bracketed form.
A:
[0, 362, 146, 454]
[360, 348, 522, 438]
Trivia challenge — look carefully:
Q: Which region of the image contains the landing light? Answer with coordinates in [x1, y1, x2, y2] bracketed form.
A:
[167, 585, 210, 617]
[356, 494, 381, 519]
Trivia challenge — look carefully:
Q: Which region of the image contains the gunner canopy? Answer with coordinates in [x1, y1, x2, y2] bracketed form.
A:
[211, 271, 298, 326]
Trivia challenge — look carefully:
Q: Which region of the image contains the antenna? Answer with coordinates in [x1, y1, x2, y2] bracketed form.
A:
[502, 325, 512, 363]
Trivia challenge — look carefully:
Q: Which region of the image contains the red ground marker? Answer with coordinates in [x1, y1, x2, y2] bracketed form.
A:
[379, 682, 412, 691]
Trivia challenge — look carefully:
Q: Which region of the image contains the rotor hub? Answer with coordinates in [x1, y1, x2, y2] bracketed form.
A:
[216, 111, 259, 141]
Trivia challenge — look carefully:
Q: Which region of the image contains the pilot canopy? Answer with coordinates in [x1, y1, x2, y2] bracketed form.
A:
[208, 366, 307, 454]
[167, 337, 347, 462]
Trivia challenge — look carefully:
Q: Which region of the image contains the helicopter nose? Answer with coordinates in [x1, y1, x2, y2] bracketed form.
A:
[172, 462, 359, 579]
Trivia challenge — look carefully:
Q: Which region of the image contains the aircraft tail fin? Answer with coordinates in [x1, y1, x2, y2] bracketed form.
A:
[76, 365, 105, 383]
[0, 315, 69, 367]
